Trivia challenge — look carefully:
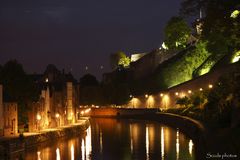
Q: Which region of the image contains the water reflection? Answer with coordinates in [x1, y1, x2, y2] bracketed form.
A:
[146, 126, 149, 160]
[24, 118, 195, 160]
[56, 148, 60, 160]
[176, 130, 180, 160]
[189, 139, 194, 156]
[161, 127, 164, 160]
[37, 151, 41, 160]
[81, 138, 85, 160]
[71, 144, 74, 160]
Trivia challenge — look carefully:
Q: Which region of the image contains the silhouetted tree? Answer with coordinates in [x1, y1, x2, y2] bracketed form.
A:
[164, 16, 192, 50]
[0, 60, 39, 124]
[79, 74, 99, 87]
[79, 74, 102, 105]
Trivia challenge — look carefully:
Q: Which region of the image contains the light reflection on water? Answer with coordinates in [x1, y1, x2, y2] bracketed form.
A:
[161, 127, 164, 160]
[25, 118, 195, 160]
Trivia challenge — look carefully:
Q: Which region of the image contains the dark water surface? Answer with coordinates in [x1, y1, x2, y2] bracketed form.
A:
[25, 118, 195, 160]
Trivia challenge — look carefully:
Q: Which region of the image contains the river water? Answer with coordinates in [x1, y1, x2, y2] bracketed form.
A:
[24, 118, 195, 160]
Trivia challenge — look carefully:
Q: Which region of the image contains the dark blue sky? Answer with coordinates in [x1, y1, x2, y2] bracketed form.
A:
[0, 0, 181, 80]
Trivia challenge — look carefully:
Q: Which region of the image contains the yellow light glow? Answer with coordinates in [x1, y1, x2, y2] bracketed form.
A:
[175, 92, 179, 96]
[208, 84, 213, 89]
[161, 127, 165, 160]
[176, 130, 179, 160]
[81, 139, 85, 160]
[162, 42, 168, 50]
[85, 127, 92, 160]
[199, 88, 203, 91]
[45, 78, 48, 82]
[160, 93, 164, 97]
[231, 50, 240, 63]
[37, 151, 41, 160]
[145, 94, 149, 98]
[36, 114, 41, 120]
[146, 126, 149, 160]
[180, 92, 186, 98]
[84, 108, 91, 114]
[189, 140, 194, 156]
[71, 144, 74, 160]
[232, 56, 240, 63]
[55, 113, 60, 118]
[56, 148, 60, 160]
[162, 95, 170, 109]
[131, 98, 139, 108]
[231, 10, 240, 18]
[147, 96, 155, 108]
[130, 94, 133, 98]
[188, 90, 192, 94]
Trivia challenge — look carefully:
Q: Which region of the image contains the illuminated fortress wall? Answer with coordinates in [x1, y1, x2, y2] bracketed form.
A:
[127, 63, 238, 109]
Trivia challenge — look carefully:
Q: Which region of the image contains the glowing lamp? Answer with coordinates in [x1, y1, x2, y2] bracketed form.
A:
[36, 114, 41, 120]
[55, 113, 60, 118]
[208, 84, 213, 89]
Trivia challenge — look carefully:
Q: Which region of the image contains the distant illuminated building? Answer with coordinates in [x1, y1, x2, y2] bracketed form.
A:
[130, 53, 147, 62]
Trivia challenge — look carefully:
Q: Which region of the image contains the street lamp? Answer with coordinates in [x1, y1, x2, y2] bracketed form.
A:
[208, 84, 213, 89]
[36, 114, 41, 132]
[55, 113, 60, 127]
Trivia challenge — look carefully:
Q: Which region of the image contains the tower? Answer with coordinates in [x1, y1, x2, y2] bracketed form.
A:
[45, 86, 51, 127]
[66, 82, 74, 123]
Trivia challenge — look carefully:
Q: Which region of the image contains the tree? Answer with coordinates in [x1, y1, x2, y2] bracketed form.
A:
[164, 16, 192, 50]
[79, 74, 102, 105]
[110, 51, 130, 69]
[79, 74, 99, 87]
[155, 41, 210, 89]
[0, 60, 39, 124]
[118, 56, 130, 68]
[181, 0, 240, 57]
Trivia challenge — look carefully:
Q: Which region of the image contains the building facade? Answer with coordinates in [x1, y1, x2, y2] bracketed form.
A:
[0, 85, 18, 136]
[28, 65, 79, 132]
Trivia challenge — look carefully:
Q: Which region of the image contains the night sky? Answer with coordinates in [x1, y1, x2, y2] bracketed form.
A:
[0, 0, 181, 80]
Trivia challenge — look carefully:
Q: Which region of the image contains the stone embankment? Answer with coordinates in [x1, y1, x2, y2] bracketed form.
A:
[0, 118, 90, 157]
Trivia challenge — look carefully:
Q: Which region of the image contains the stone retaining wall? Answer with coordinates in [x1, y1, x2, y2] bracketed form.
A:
[0, 119, 90, 158]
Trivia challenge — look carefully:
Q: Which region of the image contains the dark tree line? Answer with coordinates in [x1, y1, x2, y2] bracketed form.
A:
[0, 60, 39, 124]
